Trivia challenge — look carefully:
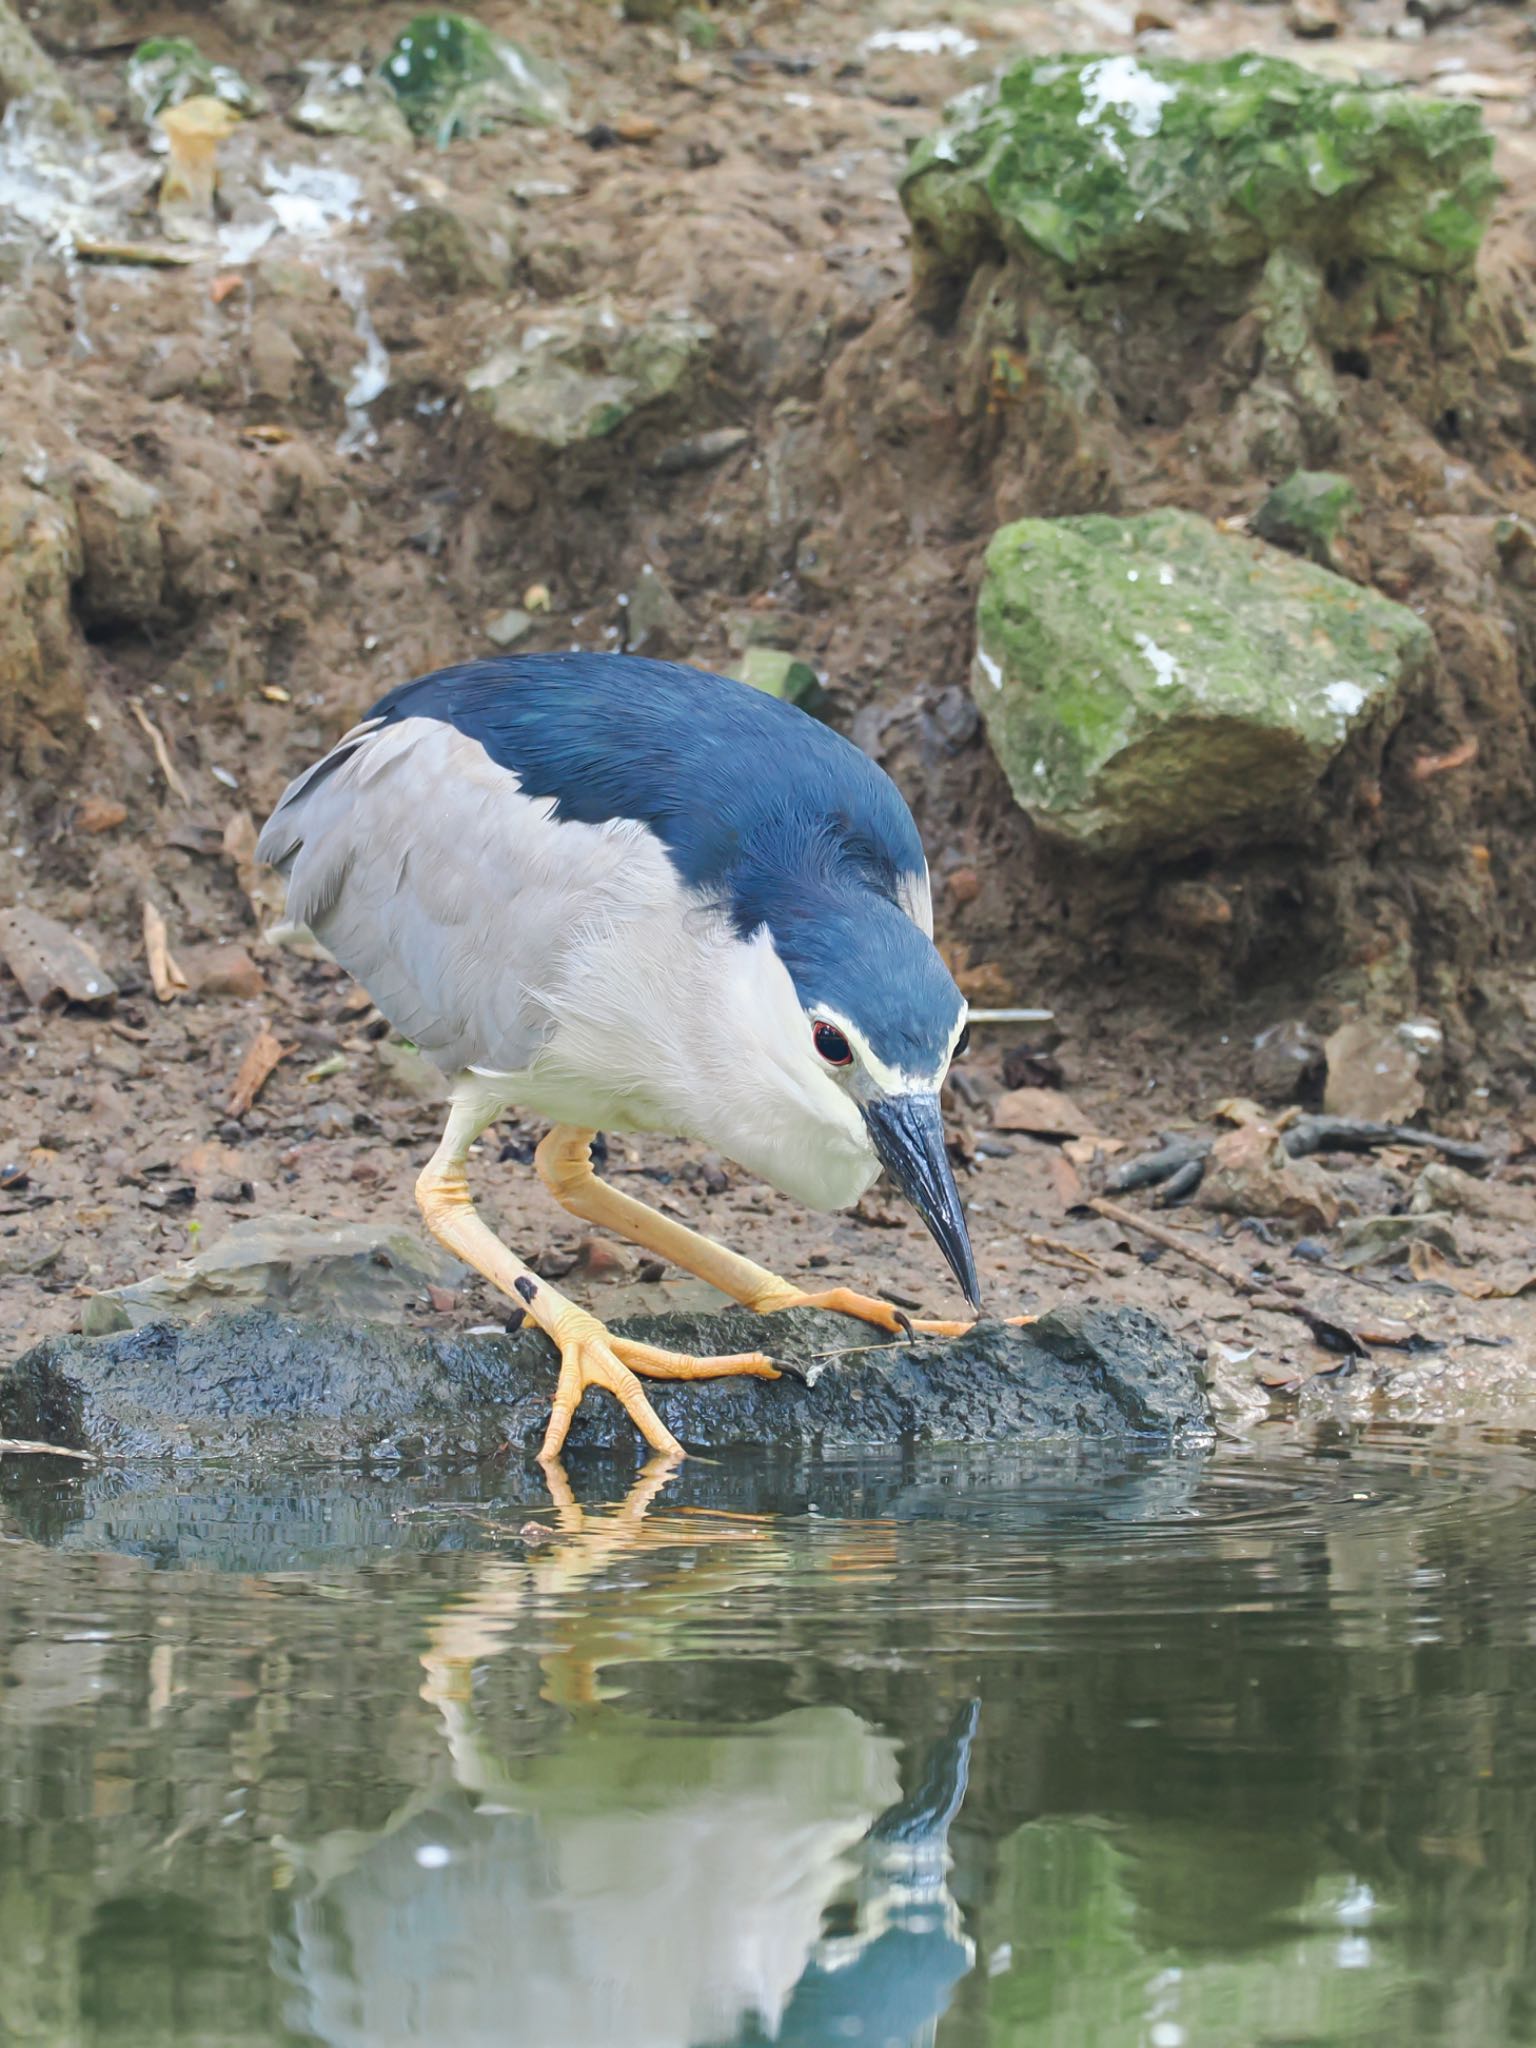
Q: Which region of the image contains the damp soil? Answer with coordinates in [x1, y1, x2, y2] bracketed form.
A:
[3, 0, 1536, 1408]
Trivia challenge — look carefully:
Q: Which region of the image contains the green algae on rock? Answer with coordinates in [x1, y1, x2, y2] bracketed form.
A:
[124, 36, 265, 127]
[972, 508, 1433, 856]
[289, 61, 415, 148]
[1255, 469, 1360, 565]
[738, 646, 824, 713]
[380, 12, 568, 143]
[902, 53, 1496, 287]
[465, 301, 715, 452]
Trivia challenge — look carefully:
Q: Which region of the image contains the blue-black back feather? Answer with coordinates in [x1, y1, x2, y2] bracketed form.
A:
[360, 654, 962, 1071]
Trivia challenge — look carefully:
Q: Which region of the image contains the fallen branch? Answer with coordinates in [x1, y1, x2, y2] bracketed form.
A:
[1106, 1136, 1210, 1193]
[1087, 1197, 1257, 1291]
[1085, 1196, 1367, 1357]
[1282, 1116, 1497, 1173]
[1153, 1156, 1206, 1208]
[74, 237, 198, 268]
[1025, 1232, 1101, 1272]
[1111, 1114, 1498, 1193]
[128, 697, 191, 805]
[0, 1438, 94, 1460]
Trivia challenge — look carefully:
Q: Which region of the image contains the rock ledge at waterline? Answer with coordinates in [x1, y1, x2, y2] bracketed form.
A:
[4, 1304, 1211, 1462]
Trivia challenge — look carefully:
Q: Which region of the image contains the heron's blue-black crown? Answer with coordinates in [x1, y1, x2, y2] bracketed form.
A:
[357, 654, 964, 1075]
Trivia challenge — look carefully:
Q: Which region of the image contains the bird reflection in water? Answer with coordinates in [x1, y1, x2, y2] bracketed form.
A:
[278, 1460, 977, 2048]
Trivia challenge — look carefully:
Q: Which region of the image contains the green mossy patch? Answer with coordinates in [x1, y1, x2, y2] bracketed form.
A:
[972, 508, 1434, 856]
[124, 36, 264, 126]
[380, 12, 568, 143]
[903, 53, 1496, 287]
[464, 302, 715, 451]
[1254, 470, 1360, 564]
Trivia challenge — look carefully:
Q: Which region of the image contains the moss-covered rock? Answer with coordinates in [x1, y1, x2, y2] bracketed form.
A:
[387, 198, 515, 296]
[738, 646, 824, 713]
[1254, 469, 1359, 565]
[972, 508, 1433, 856]
[380, 12, 568, 144]
[68, 449, 165, 631]
[0, 475, 82, 774]
[289, 61, 414, 147]
[465, 301, 714, 451]
[902, 53, 1496, 288]
[124, 35, 264, 127]
[0, 0, 88, 134]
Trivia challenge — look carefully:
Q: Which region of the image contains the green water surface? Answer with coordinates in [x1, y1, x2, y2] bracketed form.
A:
[1, 1427, 1533, 2046]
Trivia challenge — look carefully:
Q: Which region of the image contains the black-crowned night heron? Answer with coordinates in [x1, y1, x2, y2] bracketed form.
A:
[258, 653, 980, 1462]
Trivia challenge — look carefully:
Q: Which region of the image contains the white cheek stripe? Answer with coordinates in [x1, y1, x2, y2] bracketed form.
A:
[811, 1001, 967, 1096]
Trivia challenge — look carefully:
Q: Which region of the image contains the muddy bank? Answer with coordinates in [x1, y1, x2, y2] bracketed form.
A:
[4, 1301, 1212, 1461]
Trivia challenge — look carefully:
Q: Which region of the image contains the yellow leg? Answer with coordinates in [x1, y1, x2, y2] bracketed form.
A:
[416, 1100, 780, 1464]
[534, 1125, 994, 1338]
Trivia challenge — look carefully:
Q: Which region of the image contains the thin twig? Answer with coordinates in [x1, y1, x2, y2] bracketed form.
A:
[1086, 1197, 1367, 1357]
[129, 697, 191, 804]
[1025, 1232, 1101, 1271]
[74, 237, 198, 267]
[1087, 1197, 1261, 1293]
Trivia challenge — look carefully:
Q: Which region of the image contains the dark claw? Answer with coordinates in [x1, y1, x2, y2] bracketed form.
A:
[892, 1308, 916, 1339]
[772, 1358, 814, 1387]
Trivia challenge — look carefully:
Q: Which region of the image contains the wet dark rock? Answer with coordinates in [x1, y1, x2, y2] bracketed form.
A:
[4, 1303, 1211, 1464]
[623, 561, 690, 657]
[81, 1214, 463, 1334]
[1251, 1018, 1325, 1104]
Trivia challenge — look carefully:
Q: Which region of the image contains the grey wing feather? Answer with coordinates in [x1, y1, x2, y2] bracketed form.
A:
[257, 716, 602, 1074]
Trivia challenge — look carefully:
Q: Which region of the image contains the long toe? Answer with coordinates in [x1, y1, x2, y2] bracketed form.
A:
[539, 1329, 684, 1465]
[769, 1287, 1036, 1338]
[605, 1338, 782, 1383]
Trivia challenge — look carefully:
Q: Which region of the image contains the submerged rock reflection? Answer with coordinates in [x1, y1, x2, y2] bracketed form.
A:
[281, 1467, 977, 2048]
[0, 1432, 1533, 2045]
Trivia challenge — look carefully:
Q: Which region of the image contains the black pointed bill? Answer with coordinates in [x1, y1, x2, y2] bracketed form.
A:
[860, 1092, 981, 1312]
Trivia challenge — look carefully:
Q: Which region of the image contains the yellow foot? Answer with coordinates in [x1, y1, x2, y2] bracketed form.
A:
[540, 1313, 782, 1465]
[768, 1286, 1035, 1340]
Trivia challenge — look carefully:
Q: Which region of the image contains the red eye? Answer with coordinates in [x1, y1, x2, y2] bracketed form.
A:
[813, 1021, 853, 1066]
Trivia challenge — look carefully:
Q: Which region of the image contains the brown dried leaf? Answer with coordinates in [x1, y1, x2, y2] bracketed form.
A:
[222, 808, 286, 929]
[142, 899, 189, 1003]
[1409, 1239, 1536, 1299]
[75, 795, 127, 834]
[225, 1023, 292, 1117]
[1211, 1096, 1270, 1127]
[1049, 1151, 1085, 1212]
[993, 1086, 1092, 1139]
